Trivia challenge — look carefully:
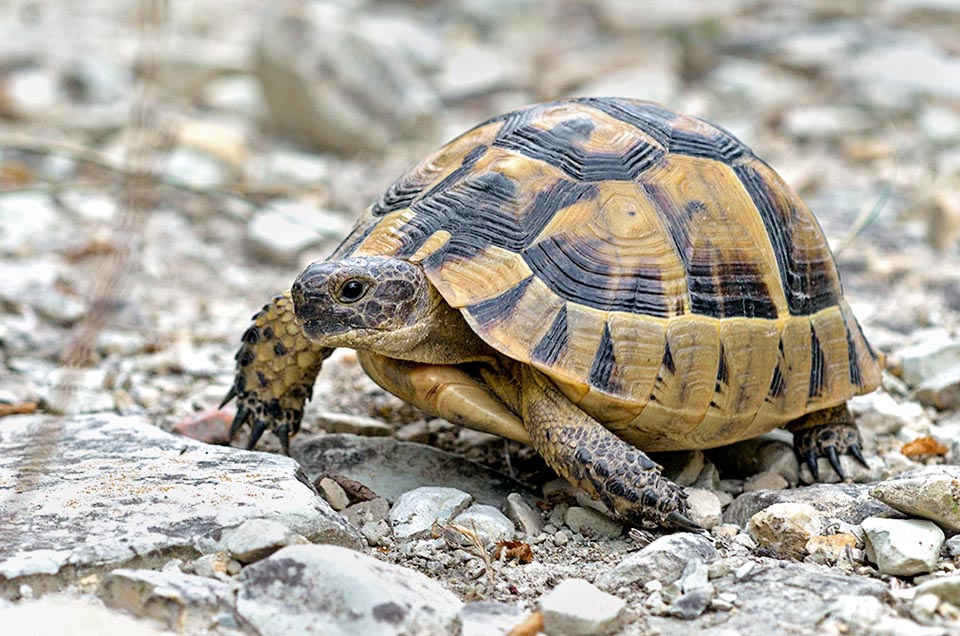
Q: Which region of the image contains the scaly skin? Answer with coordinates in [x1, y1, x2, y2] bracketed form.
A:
[787, 404, 869, 481]
[222, 291, 331, 453]
[519, 365, 697, 530]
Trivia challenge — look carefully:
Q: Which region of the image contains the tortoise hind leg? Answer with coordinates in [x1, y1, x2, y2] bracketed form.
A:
[519, 366, 697, 531]
[787, 404, 869, 481]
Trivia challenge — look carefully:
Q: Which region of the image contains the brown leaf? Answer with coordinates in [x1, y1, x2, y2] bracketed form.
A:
[507, 611, 544, 636]
[0, 402, 38, 418]
[901, 436, 949, 459]
[495, 540, 534, 564]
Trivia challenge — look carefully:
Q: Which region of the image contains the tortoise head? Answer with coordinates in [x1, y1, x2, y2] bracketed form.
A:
[291, 256, 435, 350]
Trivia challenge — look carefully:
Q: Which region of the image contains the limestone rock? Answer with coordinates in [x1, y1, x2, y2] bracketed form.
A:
[98, 567, 234, 632]
[452, 504, 516, 545]
[870, 467, 960, 531]
[237, 544, 462, 636]
[862, 517, 944, 576]
[194, 518, 309, 564]
[596, 533, 717, 590]
[725, 482, 895, 528]
[505, 493, 545, 538]
[563, 506, 623, 538]
[748, 503, 823, 559]
[389, 487, 473, 541]
[0, 414, 361, 596]
[0, 596, 175, 636]
[292, 433, 537, 506]
[684, 488, 723, 529]
[540, 578, 626, 636]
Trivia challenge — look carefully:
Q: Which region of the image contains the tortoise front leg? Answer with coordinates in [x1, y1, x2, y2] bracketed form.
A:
[519, 366, 698, 531]
[223, 290, 332, 453]
[357, 351, 531, 444]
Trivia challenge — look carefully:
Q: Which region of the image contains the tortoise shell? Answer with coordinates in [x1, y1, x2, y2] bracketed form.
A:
[331, 97, 882, 451]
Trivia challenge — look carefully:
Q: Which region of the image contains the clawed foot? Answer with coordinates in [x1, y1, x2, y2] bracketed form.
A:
[221, 292, 331, 454]
[792, 421, 868, 481]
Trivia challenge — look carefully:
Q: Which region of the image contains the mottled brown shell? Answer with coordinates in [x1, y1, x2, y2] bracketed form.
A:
[332, 97, 883, 451]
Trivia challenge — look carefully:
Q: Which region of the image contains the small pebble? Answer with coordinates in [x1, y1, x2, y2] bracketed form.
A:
[317, 477, 351, 511]
[862, 517, 944, 576]
[539, 578, 627, 636]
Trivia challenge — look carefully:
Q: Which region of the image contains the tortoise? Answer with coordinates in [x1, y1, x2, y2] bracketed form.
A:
[223, 97, 883, 529]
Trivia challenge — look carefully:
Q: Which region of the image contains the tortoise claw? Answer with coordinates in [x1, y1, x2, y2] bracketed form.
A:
[666, 510, 703, 533]
[825, 445, 845, 480]
[220, 385, 237, 409]
[246, 420, 268, 450]
[849, 444, 869, 469]
[276, 422, 291, 456]
[804, 449, 820, 482]
[229, 405, 251, 441]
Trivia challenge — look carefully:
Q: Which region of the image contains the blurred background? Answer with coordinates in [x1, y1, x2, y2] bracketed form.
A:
[0, 0, 958, 435]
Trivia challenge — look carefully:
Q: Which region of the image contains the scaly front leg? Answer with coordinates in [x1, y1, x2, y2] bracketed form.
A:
[222, 290, 332, 453]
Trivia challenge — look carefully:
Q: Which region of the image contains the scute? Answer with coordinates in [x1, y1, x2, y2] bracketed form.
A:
[335, 97, 882, 446]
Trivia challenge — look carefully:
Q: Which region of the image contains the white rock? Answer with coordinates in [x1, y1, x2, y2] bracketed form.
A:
[784, 105, 873, 139]
[505, 493, 544, 537]
[540, 578, 626, 636]
[5, 68, 60, 118]
[0, 596, 174, 636]
[849, 392, 929, 434]
[238, 545, 461, 636]
[915, 576, 960, 606]
[99, 568, 233, 631]
[914, 365, 960, 409]
[246, 200, 348, 264]
[0, 192, 59, 256]
[195, 518, 307, 564]
[895, 336, 960, 388]
[684, 488, 723, 529]
[459, 602, 526, 636]
[452, 504, 516, 545]
[870, 468, 960, 531]
[861, 517, 944, 576]
[596, 532, 717, 589]
[317, 477, 351, 511]
[563, 506, 623, 538]
[748, 503, 823, 559]
[389, 487, 473, 541]
[0, 414, 361, 589]
[743, 471, 789, 492]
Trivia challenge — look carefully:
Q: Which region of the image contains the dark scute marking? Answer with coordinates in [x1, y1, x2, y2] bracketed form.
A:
[371, 144, 489, 217]
[589, 323, 617, 392]
[768, 363, 786, 399]
[466, 276, 533, 325]
[808, 325, 827, 399]
[716, 344, 728, 385]
[429, 177, 597, 260]
[239, 348, 254, 367]
[846, 325, 863, 387]
[262, 326, 275, 341]
[733, 163, 840, 316]
[523, 235, 669, 316]
[579, 97, 749, 162]
[531, 305, 569, 366]
[403, 172, 518, 261]
[493, 115, 664, 181]
[662, 340, 675, 375]
[273, 341, 287, 357]
[256, 371, 268, 388]
[645, 182, 777, 319]
[575, 446, 592, 464]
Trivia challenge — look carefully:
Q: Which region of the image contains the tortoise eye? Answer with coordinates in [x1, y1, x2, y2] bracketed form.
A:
[338, 280, 367, 303]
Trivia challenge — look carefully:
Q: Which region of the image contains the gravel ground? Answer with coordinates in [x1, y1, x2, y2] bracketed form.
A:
[1, 1, 960, 635]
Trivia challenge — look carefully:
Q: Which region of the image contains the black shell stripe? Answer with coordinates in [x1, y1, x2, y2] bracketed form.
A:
[644, 183, 778, 319]
[466, 276, 534, 325]
[589, 323, 616, 392]
[846, 325, 863, 387]
[733, 162, 841, 316]
[492, 116, 665, 182]
[531, 305, 569, 366]
[808, 325, 827, 399]
[579, 97, 749, 163]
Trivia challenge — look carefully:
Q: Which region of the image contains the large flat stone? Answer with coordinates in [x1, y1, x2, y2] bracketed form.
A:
[724, 482, 896, 528]
[292, 433, 538, 505]
[0, 414, 361, 597]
